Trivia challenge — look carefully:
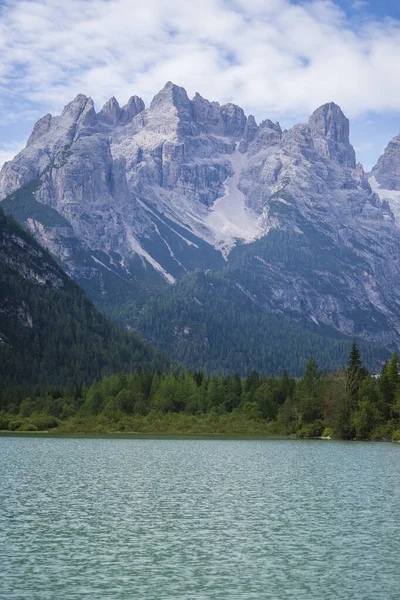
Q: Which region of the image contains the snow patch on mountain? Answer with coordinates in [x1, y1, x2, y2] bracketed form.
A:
[369, 176, 400, 226]
[206, 148, 263, 257]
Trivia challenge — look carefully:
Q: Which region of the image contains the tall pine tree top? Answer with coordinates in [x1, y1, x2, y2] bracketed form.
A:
[387, 351, 399, 389]
[348, 341, 362, 375]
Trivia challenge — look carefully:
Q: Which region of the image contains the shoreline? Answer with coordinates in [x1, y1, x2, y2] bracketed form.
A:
[1, 430, 399, 443]
[0, 430, 292, 440]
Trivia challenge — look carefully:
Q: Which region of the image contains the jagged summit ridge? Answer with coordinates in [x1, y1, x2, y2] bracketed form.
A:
[0, 82, 375, 238]
[2, 82, 400, 349]
[98, 95, 145, 126]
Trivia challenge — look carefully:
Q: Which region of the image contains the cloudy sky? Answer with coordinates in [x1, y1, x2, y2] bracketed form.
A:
[1, 0, 400, 169]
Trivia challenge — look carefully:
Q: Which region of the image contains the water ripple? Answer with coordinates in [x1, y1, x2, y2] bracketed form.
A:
[1, 438, 399, 599]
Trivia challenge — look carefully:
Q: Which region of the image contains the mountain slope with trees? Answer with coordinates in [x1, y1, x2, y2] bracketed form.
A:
[135, 269, 391, 377]
[0, 207, 169, 389]
[2, 85, 400, 372]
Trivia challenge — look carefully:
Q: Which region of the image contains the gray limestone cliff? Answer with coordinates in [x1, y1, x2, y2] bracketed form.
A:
[371, 132, 400, 191]
[2, 83, 400, 346]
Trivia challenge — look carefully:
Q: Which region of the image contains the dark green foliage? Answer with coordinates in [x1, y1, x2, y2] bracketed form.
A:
[0, 207, 169, 390]
[348, 341, 363, 375]
[332, 340, 368, 438]
[135, 270, 389, 377]
[127, 219, 391, 376]
[1, 196, 398, 440]
[1, 346, 398, 440]
[347, 340, 367, 396]
[295, 357, 325, 424]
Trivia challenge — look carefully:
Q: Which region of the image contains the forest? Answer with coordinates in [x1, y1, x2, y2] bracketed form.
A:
[133, 230, 391, 377]
[0, 207, 169, 388]
[1, 343, 400, 441]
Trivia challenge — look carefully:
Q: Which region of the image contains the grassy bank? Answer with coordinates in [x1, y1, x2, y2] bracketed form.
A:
[1, 411, 399, 442]
[1, 411, 280, 436]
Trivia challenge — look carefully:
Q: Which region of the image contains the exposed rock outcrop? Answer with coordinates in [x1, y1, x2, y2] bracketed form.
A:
[2, 83, 400, 347]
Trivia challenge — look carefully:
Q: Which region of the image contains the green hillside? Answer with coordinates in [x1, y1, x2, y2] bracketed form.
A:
[0, 208, 169, 388]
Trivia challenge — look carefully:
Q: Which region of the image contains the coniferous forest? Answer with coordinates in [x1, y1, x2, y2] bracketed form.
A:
[0, 207, 169, 389]
[2, 343, 400, 442]
[1, 206, 400, 441]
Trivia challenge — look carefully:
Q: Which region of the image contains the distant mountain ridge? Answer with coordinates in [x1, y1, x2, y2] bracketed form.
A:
[1, 82, 400, 373]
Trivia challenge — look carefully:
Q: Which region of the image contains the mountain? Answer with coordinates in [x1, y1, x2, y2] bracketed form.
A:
[369, 132, 400, 224]
[135, 270, 389, 376]
[1, 83, 400, 374]
[0, 207, 169, 388]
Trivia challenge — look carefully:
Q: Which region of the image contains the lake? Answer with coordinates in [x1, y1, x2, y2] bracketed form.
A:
[1, 436, 399, 599]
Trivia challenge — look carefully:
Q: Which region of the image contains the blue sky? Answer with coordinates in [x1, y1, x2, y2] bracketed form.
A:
[1, 0, 400, 170]
[335, 0, 400, 20]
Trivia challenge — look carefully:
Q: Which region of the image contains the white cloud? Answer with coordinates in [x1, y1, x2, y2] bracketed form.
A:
[0, 0, 399, 131]
[351, 1, 369, 10]
[0, 140, 25, 165]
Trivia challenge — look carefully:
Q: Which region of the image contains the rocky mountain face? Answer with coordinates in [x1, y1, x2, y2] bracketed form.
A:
[2, 82, 400, 365]
[369, 133, 400, 227]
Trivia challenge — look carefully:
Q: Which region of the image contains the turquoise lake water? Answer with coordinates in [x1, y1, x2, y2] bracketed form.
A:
[1, 437, 399, 599]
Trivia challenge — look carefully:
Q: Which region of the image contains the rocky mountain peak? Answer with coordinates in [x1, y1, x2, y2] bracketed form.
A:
[260, 119, 281, 133]
[192, 94, 247, 137]
[98, 96, 121, 125]
[150, 81, 191, 112]
[281, 123, 316, 159]
[220, 103, 247, 137]
[61, 94, 95, 122]
[352, 162, 370, 190]
[308, 102, 356, 168]
[309, 102, 350, 143]
[243, 115, 259, 141]
[192, 93, 224, 135]
[245, 118, 281, 155]
[61, 95, 98, 133]
[353, 162, 365, 179]
[148, 82, 195, 136]
[371, 132, 400, 191]
[120, 95, 145, 124]
[3, 83, 400, 357]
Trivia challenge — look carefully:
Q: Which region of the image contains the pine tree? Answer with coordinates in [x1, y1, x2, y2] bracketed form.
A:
[348, 341, 362, 376]
[387, 351, 399, 390]
[346, 340, 365, 400]
[384, 351, 400, 418]
[296, 357, 323, 424]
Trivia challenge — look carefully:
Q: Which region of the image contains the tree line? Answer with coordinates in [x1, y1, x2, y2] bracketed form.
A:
[1, 342, 400, 441]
